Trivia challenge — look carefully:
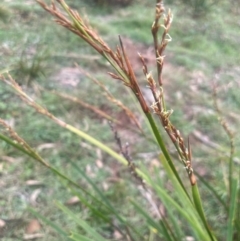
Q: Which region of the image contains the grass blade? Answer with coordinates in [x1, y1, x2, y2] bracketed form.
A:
[156, 155, 213, 241]
[56, 201, 108, 241]
[69, 189, 110, 223]
[192, 184, 217, 241]
[28, 208, 70, 239]
[226, 179, 238, 241]
[70, 233, 95, 241]
[0, 133, 37, 159]
[146, 114, 189, 198]
[69, 161, 142, 240]
[131, 199, 174, 240]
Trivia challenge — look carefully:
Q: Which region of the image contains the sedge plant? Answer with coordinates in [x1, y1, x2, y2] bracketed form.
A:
[0, 0, 239, 240]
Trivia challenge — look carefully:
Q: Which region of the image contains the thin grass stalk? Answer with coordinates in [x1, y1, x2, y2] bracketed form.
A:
[118, 36, 150, 114]
[157, 155, 214, 241]
[103, 52, 131, 84]
[151, 0, 172, 114]
[212, 81, 240, 235]
[124, 87, 158, 144]
[110, 124, 146, 186]
[226, 179, 238, 241]
[150, 165, 183, 239]
[234, 184, 240, 236]
[152, 164, 184, 239]
[152, 0, 164, 86]
[0, 133, 39, 161]
[165, 205, 184, 239]
[159, 218, 179, 241]
[56, 202, 108, 241]
[151, 185, 210, 240]
[192, 184, 217, 241]
[146, 113, 190, 199]
[70, 233, 94, 241]
[130, 200, 170, 240]
[0, 119, 50, 168]
[213, 83, 235, 201]
[236, 180, 240, 240]
[28, 208, 70, 239]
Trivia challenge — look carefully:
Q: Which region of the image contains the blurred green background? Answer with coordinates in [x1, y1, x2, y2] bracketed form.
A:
[0, 0, 239, 239]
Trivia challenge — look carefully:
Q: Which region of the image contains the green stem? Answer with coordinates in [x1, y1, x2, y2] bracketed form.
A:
[228, 154, 234, 204]
[145, 113, 190, 200]
[226, 179, 238, 241]
[65, 124, 127, 165]
[192, 184, 217, 241]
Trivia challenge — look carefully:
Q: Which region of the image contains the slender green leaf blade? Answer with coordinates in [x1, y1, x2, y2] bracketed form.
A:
[152, 156, 212, 241]
[56, 202, 108, 241]
[69, 161, 142, 239]
[192, 184, 216, 241]
[227, 179, 238, 241]
[130, 199, 163, 234]
[70, 233, 95, 241]
[28, 208, 70, 239]
[0, 133, 35, 158]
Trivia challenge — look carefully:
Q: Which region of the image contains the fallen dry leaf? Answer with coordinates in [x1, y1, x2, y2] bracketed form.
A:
[25, 219, 41, 234]
[30, 189, 42, 206]
[113, 229, 123, 240]
[95, 159, 103, 168]
[102, 182, 109, 191]
[25, 180, 43, 186]
[36, 143, 56, 151]
[185, 236, 195, 241]
[0, 219, 6, 228]
[1, 155, 18, 163]
[65, 196, 80, 205]
[23, 233, 44, 240]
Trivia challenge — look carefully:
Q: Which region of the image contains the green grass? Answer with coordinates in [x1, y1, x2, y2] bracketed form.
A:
[0, 0, 240, 240]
